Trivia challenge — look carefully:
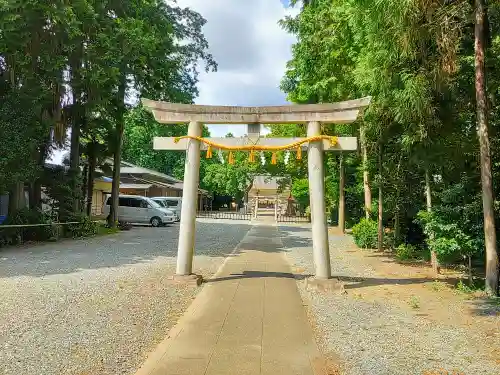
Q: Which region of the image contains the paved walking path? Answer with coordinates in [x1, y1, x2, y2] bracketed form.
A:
[135, 224, 326, 375]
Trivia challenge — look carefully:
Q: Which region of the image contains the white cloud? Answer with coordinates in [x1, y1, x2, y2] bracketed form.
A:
[177, 0, 299, 136]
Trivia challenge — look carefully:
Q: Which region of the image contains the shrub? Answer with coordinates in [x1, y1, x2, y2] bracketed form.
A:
[291, 179, 309, 209]
[0, 208, 56, 247]
[64, 214, 98, 238]
[383, 229, 395, 249]
[416, 209, 481, 264]
[408, 295, 420, 309]
[352, 218, 378, 249]
[395, 243, 418, 261]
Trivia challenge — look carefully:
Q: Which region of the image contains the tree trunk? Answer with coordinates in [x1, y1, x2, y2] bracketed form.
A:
[394, 188, 400, 246]
[28, 141, 48, 211]
[8, 182, 25, 214]
[69, 49, 82, 214]
[377, 143, 383, 252]
[86, 148, 97, 217]
[81, 163, 88, 212]
[468, 255, 473, 287]
[69, 127, 81, 213]
[360, 125, 372, 218]
[394, 156, 403, 247]
[425, 167, 441, 275]
[338, 154, 345, 233]
[32, 178, 43, 210]
[108, 78, 127, 228]
[475, 0, 499, 296]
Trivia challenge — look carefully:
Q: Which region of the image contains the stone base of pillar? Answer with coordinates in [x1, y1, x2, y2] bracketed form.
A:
[305, 277, 346, 294]
[168, 274, 203, 287]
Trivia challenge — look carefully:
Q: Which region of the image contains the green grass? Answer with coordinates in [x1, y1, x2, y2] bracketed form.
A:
[430, 280, 447, 292]
[97, 225, 120, 236]
[408, 295, 420, 309]
[455, 279, 483, 294]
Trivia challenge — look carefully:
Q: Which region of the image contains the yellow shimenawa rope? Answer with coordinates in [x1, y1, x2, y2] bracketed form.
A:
[173, 135, 338, 164]
[173, 135, 338, 152]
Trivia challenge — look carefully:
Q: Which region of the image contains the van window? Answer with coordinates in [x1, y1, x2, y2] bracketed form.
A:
[165, 199, 178, 207]
[148, 199, 161, 208]
[106, 197, 131, 206]
[119, 197, 132, 207]
[153, 199, 166, 208]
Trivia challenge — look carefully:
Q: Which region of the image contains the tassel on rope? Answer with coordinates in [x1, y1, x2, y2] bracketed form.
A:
[206, 145, 213, 159]
[248, 149, 255, 163]
[296, 146, 302, 160]
[271, 152, 277, 165]
[228, 151, 235, 165]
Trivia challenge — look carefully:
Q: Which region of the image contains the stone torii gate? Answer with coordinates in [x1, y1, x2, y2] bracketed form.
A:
[142, 97, 371, 284]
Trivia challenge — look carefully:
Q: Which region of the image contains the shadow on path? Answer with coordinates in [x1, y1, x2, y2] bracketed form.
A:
[206, 270, 443, 291]
[0, 222, 251, 278]
[206, 270, 313, 283]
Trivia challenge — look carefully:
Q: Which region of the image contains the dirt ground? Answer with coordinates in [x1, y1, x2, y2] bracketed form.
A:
[286, 227, 500, 374]
[327, 232, 500, 369]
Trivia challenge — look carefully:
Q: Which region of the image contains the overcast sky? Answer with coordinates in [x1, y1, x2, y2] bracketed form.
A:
[50, 0, 298, 163]
[177, 0, 299, 137]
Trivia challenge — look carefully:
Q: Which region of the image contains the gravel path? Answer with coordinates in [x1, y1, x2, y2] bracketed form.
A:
[0, 220, 251, 375]
[279, 225, 500, 375]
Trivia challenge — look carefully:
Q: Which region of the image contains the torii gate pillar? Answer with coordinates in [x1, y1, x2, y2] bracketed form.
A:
[176, 121, 202, 276]
[142, 97, 371, 282]
[307, 121, 331, 278]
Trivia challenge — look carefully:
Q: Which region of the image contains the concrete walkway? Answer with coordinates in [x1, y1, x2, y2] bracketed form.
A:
[135, 224, 327, 375]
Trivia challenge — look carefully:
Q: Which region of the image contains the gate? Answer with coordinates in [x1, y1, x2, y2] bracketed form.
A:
[196, 201, 252, 221]
[276, 201, 311, 223]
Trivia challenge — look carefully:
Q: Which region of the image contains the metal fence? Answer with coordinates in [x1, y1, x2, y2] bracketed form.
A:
[276, 202, 311, 223]
[276, 213, 311, 223]
[196, 210, 252, 221]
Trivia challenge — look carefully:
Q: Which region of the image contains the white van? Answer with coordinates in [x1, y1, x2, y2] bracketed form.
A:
[151, 197, 182, 221]
[103, 195, 176, 227]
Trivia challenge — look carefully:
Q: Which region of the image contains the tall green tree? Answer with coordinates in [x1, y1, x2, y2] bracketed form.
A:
[101, 0, 216, 227]
[474, 0, 498, 296]
[281, 0, 500, 294]
[122, 106, 211, 188]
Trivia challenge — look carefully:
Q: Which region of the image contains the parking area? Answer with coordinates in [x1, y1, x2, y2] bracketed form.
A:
[0, 220, 251, 375]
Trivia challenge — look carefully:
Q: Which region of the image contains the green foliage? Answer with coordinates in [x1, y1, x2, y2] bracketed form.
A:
[0, 210, 102, 248]
[281, 0, 500, 294]
[0, 209, 56, 247]
[202, 149, 269, 199]
[291, 179, 309, 209]
[0, 93, 39, 193]
[395, 244, 419, 261]
[122, 107, 212, 183]
[42, 165, 79, 221]
[352, 218, 378, 249]
[416, 181, 487, 263]
[408, 296, 420, 309]
[122, 107, 189, 178]
[0, 0, 215, 225]
[65, 215, 98, 238]
[455, 280, 475, 294]
[97, 225, 121, 236]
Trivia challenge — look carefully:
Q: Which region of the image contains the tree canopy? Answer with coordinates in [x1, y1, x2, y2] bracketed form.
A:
[278, 0, 500, 295]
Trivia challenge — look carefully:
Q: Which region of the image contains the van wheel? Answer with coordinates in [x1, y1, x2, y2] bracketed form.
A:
[151, 217, 162, 227]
